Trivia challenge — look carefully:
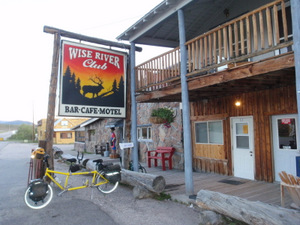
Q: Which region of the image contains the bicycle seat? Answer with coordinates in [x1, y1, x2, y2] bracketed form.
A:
[93, 159, 103, 164]
[66, 158, 77, 163]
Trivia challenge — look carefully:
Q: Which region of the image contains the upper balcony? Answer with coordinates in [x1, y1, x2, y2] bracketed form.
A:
[134, 0, 294, 102]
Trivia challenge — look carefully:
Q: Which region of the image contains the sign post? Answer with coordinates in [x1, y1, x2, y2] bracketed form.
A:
[119, 142, 134, 169]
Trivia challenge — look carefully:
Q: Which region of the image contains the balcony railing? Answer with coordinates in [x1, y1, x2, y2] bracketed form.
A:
[135, 47, 180, 91]
[135, 0, 293, 92]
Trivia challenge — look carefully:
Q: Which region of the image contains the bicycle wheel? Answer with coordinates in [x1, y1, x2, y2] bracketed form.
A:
[24, 184, 53, 209]
[96, 175, 119, 194]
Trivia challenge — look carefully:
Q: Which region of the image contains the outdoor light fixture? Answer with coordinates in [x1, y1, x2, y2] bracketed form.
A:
[224, 8, 229, 18]
[235, 100, 241, 107]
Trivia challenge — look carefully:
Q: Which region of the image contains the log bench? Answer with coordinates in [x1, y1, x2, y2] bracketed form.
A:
[147, 147, 175, 171]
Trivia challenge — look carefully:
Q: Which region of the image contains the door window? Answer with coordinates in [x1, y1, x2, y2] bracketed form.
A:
[277, 118, 297, 150]
[235, 123, 249, 149]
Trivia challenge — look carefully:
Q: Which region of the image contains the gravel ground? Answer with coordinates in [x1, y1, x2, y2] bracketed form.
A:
[53, 147, 202, 225]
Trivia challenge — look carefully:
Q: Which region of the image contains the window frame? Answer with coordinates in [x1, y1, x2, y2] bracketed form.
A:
[195, 120, 224, 145]
[137, 125, 152, 141]
[60, 132, 72, 139]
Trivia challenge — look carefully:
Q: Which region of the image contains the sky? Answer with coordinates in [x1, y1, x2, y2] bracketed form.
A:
[0, 0, 167, 123]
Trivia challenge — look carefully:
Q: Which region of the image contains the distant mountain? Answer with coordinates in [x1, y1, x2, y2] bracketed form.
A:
[0, 120, 33, 125]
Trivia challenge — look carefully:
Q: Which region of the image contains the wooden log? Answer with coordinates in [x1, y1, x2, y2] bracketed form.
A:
[120, 169, 166, 198]
[196, 190, 300, 225]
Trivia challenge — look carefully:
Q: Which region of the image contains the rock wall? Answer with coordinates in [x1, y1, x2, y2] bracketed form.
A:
[137, 102, 184, 170]
[73, 102, 185, 170]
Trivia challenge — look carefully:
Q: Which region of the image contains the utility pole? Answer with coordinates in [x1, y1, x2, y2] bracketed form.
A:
[45, 33, 60, 170]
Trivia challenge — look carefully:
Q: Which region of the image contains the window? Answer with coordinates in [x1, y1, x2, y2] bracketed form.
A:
[195, 121, 223, 144]
[137, 126, 152, 141]
[235, 122, 249, 149]
[88, 129, 95, 141]
[277, 118, 297, 149]
[60, 132, 72, 139]
[61, 121, 68, 126]
[75, 131, 85, 142]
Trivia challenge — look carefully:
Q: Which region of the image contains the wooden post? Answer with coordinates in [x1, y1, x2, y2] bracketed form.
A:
[45, 33, 60, 170]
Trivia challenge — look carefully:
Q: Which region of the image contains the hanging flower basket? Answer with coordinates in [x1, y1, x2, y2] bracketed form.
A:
[149, 116, 165, 124]
[150, 107, 175, 127]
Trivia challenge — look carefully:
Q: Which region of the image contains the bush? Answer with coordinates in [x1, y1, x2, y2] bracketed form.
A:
[8, 124, 36, 141]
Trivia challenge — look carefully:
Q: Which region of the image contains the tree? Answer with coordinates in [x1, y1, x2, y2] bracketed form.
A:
[118, 76, 124, 93]
[8, 124, 36, 141]
[75, 78, 81, 91]
[112, 79, 118, 92]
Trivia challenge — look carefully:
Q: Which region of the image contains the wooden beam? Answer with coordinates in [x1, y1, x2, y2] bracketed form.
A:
[43, 26, 142, 52]
[188, 53, 294, 91]
[136, 53, 294, 102]
[190, 113, 228, 121]
[136, 86, 182, 102]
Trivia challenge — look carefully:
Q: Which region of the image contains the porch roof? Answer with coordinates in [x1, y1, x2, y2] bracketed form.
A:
[117, 0, 274, 48]
[105, 119, 124, 128]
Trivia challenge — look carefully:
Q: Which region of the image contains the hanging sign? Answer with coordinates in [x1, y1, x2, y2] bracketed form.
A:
[59, 41, 127, 118]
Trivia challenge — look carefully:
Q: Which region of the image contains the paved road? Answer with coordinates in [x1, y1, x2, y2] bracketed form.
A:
[0, 143, 201, 225]
[0, 143, 117, 225]
[0, 130, 16, 140]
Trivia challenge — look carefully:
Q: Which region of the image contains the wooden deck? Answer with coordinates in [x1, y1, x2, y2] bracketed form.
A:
[144, 164, 294, 208]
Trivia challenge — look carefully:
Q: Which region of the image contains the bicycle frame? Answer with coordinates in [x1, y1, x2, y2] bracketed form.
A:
[44, 168, 108, 192]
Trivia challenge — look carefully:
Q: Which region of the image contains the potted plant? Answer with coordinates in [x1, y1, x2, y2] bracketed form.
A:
[150, 107, 175, 127]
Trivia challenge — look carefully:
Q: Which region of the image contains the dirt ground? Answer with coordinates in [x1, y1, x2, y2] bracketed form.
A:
[53, 153, 202, 225]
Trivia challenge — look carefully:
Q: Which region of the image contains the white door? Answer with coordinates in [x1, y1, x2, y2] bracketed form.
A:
[231, 117, 255, 180]
[272, 114, 300, 181]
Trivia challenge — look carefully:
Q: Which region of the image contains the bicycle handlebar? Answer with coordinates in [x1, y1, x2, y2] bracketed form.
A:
[43, 154, 50, 168]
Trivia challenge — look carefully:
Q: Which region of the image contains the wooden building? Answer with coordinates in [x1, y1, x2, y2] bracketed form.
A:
[117, 0, 300, 183]
[37, 118, 89, 144]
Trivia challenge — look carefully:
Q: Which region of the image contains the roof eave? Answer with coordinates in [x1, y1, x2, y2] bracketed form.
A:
[116, 0, 192, 44]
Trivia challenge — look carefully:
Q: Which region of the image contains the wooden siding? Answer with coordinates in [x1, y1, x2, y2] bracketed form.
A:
[193, 144, 225, 160]
[190, 85, 297, 182]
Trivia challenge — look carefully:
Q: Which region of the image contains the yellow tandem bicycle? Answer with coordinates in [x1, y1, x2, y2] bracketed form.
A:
[24, 155, 120, 209]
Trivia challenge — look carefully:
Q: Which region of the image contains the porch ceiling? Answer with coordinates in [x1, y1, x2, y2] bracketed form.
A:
[135, 53, 295, 103]
[187, 68, 295, 101]
[117, 0, 274, 48]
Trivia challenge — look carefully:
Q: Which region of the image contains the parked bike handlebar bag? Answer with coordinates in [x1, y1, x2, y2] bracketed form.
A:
[70, 164, 81, 172]
[103, 164, 121, 184]
[28, 179, 49, 202]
